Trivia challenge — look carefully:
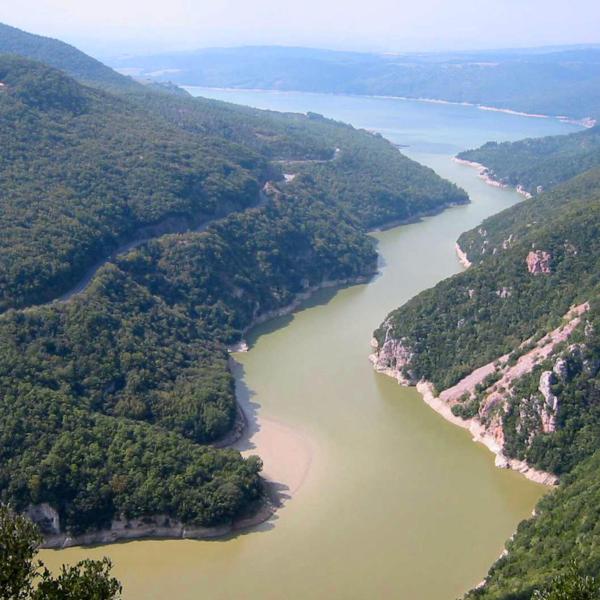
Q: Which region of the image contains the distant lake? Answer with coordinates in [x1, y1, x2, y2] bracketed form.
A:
[42, 89, 578, 600]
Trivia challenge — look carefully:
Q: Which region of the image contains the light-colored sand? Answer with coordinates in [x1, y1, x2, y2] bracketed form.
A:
[229, 357, 314, 504]
[235, 416, 313, 498]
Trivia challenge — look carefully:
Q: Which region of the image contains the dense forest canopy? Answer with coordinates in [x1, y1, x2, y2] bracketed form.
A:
[0, 30, 467, 537]
[0, 52, 465, 313]
[0, 22, 139, 91]
[457, 125, 600, 195]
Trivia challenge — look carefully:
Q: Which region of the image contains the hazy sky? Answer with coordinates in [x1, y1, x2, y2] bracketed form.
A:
[1, 0, 599, 57]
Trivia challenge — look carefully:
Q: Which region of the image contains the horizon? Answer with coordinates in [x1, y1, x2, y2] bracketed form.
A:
[1, 0, 599, 59]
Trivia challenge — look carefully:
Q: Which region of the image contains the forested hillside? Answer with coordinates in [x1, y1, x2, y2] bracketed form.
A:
[0, 55, 264, 311]
[0, 22, 138, 91]
[113, 45, 600, 121]
[0, 31, 467, 539]
[372, 156, 600, 596]
[457, 125, 600, 195]
[0, 54, 465, 313]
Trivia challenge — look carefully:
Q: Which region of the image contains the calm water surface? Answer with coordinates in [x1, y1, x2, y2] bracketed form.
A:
[41, 90, 579, 599]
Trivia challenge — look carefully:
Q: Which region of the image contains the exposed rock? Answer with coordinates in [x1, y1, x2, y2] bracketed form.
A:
[502, 234, 514, 250]
[455, 243, 472, 268]
[373, 303, 589, 486]
[496, 287, 512, 298]
[516, 185, 533, 199]
[25, 503, 60, 535]
[553, 357, 569, 380]
[40, 500, 276, 549]
[369, 328, 415, 385]
[526, 250, 552, 275]
[538, 371, 558, 433]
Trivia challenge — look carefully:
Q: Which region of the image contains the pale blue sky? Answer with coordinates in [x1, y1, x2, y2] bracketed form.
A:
[1, 0, 599, 56]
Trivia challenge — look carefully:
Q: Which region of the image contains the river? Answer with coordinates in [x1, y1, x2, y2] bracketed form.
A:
[41, 90, 578, 599]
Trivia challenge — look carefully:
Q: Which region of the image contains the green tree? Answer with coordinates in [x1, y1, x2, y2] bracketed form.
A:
[0, 505, 121, 600]
[533, 564, 600, 600]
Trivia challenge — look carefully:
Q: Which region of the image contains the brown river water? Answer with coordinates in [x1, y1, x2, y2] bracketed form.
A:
[41, 90, 579, 599]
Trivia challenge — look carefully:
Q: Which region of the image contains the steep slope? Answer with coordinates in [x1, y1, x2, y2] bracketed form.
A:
[371, 164, 600, 595]
[0, 55, 466, 312]
[0, 41, 468, 540]
[457, 125, 600, 195]
[0, 55, 265, 312]
[467, 451, 600, 599]
[0, 22, 139, 91]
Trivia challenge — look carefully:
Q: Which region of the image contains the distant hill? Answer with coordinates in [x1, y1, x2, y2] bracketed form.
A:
[0, 22, 139, 90]
[112, 45, 600, 122]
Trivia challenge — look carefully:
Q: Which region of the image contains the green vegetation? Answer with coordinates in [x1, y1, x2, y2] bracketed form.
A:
[0, 54, 266, 312]
[0, 54, 464, 313]
[0, 22, 138, 91]
[112, 45, 600, 121]
[0, 39, 466, 536]
[532, 564, 600, 600]
[457, 126, 600, 195]
[375, 168, 600, 397]
[467, 457, 600, 599]
[0, 504, 121, 599]
[374, 135, 600, 596]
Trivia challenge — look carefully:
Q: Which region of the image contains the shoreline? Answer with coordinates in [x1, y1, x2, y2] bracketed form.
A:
[41, 274, 369, 549]
[184, 85, 595, 129]
[36, 185, 467, 549]
[367, 352, 557, 486]
[415, 381, 557, 486]
[453, 157, 533, 199]
[40, 490, 278, 550]
[455, 242, 472, 269]
[369, 303, 591, 486]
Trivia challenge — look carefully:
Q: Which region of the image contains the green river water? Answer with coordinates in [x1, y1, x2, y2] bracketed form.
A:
[41, 91, 579, 599]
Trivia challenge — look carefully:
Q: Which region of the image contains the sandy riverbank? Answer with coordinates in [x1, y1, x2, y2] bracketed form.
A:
[230, 355, 315, 500]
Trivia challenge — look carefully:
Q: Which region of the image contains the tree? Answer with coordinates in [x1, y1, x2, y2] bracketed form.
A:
[533, 563, 600, 600]
[0, 505, 121, 600]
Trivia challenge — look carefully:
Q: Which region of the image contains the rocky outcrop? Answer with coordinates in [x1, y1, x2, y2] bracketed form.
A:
[37, 497, 275, 549]
[455, 243, 472, 268]
[372, 303, 590, 485]
[496, 287, 512, 298]
[369, 328, 416, 385]
[538, 371, 559, 433]
[526, 250, 552, 274]
[25, 503, 60, 535]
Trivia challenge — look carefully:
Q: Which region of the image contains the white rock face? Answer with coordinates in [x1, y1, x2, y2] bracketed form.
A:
[538, 371, 559, 433]
[369, 329, 415, 385]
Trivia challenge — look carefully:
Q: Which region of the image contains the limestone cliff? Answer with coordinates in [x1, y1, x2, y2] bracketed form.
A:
[370, 303, 591, 485]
